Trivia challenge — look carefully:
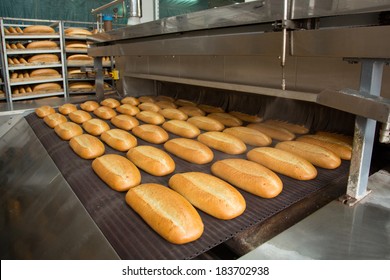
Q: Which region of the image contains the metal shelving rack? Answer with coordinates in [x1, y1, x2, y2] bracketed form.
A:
[0, 17, 67, 109]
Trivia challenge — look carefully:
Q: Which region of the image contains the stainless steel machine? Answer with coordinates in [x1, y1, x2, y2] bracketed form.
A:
[1, 0, 389, 259]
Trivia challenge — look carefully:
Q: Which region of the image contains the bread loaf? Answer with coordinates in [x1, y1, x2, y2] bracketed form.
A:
[67, 54, 93, 61]
[43, 113, 67, 128]
[4, 27, 10, 34]
[100, 98, 120, 109]
[247, 123, 295, 141]
[10, 43, 17, 49]
[23, 25, 55, 34]
[32, 83, 61, 92]
[198, 104, 224, 113]
[10, 73, 18, 79]
[198, 131, 247, 155]
[162, 120, 200, 138]
[138, 96, 155, 103]
[19, 58, 28, 64]
[138, 102, 161, 112]
[68, 110, 92, 124]
[12, 58, 20, 64]
[30, 68, 60, 77]
[275, 141, 341, 169]
[65, 28, 92, 36]
[26, 86, 32, 93]
[223, 126, 272, 147]
[125, 183, 203, 244]
[26, 40, 58, 49]
[208, 113, 243, 127]
[126, 146, 175, 176]
[264, 119, 309, 134]
[169, 172, 246, 220]
[155, 100, 177, 109]
[164, 138, 213, 164]
[58, 103, 77, 115]
[35, 106, 55, 118]
[93, 106, 117, 120]
[229, 111, 262, 123]
[296, 134, 352, 160]
[135, 111, 165, 125]
[16, 27, 23, 33]
[54, 122, 83, 140]
[187, 116, 225, 131]
[80, 100, 99, 112]
[8, 27, 17, 33]
[178, 106, 205, 117]
[69, 82, 94, 90]
[116, 104, 140, 116]
[101, 129, 138, 152]
[175, 99, 197, 107]
[111, 114, 139, 130]
[69, 134, 105, 159]
[28, 54, 59, 64]
[156, 95, 175, 102]
[82, 118, 110, 136]
[16, 43, 25, 49]
[159, 108, 188, 121]
[132, 124, 169, 144]
[315, 131, 353, 145]
[121, 96, 140, 106]
[247, 147, 317, 180]
[65, 41, 88, 48]
[211, 158, 283, 198]
[92, 154, 141, 191]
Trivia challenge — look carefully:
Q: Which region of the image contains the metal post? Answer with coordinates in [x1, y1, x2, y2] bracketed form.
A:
[94, 57, 104, 101]
[345, 59, 384, 205]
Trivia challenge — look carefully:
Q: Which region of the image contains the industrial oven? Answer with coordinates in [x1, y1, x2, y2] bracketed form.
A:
[1, 0, 389, 259]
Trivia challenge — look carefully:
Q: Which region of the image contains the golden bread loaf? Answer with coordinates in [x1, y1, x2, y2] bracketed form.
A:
[69, 82, 94, 90]
[32, 82, 61, 92]
[30, 68, 60, 77]
[296, 134, 352, 160]
[156, 95, 175, 102]
[315, 131, 353, 145]
[65, 28, 93, 36]
[197, 131, 247, 155]
[211, 158, 283, 198]
[126, 145, 175, 176]
[178, 106, 205, 117]
[175, 99, 197, 107]
[159, 108, 188, 121]
[35, 105, 55, 118]
[82, 118, 110, 136]
[80, 100, 99, 112]
[275, 141, 341, 169]
[93, 106, 117, 120]
[223, 126, 272, 147]
[92, 154, 141, 191]
[26, 40, 58, 49]
[162, 120, 200, 138]
[135, 111, 165, 125]
[198, 104, 224, 113]
[125, 183, 204, 244]
[138, 96, 155, 103]
[69, 134, 105, 159]
[43, 113, 67, 128]
[264, 119, 309, 134]
[67, 54, 93, 61]
[247, 147, 317, 180]
[58, 103, 77, 115]
[208, 113, 243, 127]
[164, 138, 214, 164]
[23, 25, 55, 34]
[68, 110, 92, 124]
[247, 123, 295, 141]
[187, 116, 225, 131]
[100, 98, 120, 109]
[155, 100, 177, 109]
[169, 172, 246, 220]
[229, 111, 263, 123]
[54, 122, 83, 140]
[132, 124, 169, 144]
[111, 114, 139, 130]
[138, 102, 161, 112]
[101, 129, 137, 152]
[28, 54, 59, 63]
[121, 96, 140, 106]
[116, 104, 140, 116]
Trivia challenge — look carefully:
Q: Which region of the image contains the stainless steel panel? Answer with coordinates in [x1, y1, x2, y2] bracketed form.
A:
[180, 56, 225, 81]
[90, 0, 282, 43]
[89, 31, 283, 57]
[239, 169, 390, 260]
[149, 55, 181, 77]
[291, 0, 390, 19]
[0, 116, 119, 259]
[291, 26, 390, 58]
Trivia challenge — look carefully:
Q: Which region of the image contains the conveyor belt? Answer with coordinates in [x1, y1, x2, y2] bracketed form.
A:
[25, 110, 350, 260]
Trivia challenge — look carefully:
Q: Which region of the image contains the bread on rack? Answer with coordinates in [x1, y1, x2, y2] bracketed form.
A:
[23, 25, 55, 34]
[65, 41, 88, 49]
[67, 54, 93, 61]
[65, 28, 93, 36]
[32, 82, 61, 92]
[30, 68, 60, 78]
[26, 40, 58, 49]
[28, 54, 59, 63]
[7, 27, 18, 33]
[69, 82, 94, 90]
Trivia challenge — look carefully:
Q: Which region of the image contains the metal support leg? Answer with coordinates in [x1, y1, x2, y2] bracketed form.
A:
[94, 56, 104, 101]
[345, 59, 384, 205]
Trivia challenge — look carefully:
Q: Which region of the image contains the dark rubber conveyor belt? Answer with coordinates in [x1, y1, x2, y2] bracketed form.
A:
[25, 112, 350, 260]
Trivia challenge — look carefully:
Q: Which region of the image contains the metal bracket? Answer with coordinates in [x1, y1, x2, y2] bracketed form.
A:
[338, 190, 372, 207]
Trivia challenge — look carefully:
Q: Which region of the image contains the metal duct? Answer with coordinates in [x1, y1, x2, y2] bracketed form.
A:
[127, 0, 142, 25]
